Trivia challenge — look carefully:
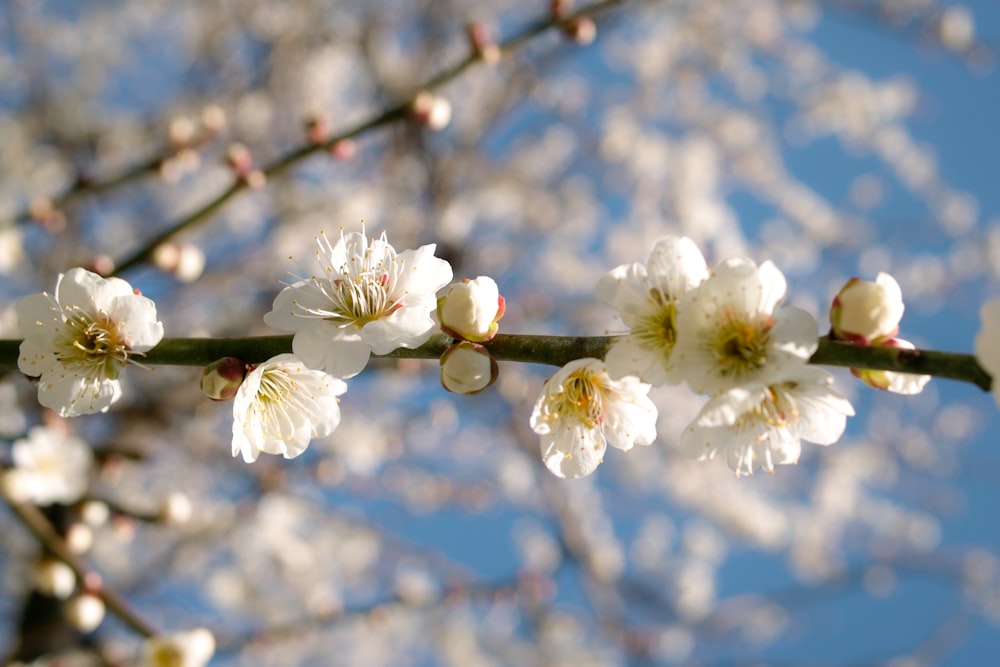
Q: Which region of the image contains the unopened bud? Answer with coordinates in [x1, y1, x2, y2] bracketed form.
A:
[330, 138, 357, 161]
[306, 112, 331, 144]
[563, 16, 597, 45]
[160, 491, 193, 526]
[201, 357, 247, 401]
[175, 243, 206, 283]
[830, 272, 904, 345]
[64, 593, 105, 633]
[168, 116, 196, 149]
[411, 91, 452, 131]
[440, 342, 498, 395]
[201, 105, 228, 134]
[80, 500, 110, 527]
[437, 276, 505, 342]
[65, 522, 94, 554]
[226, 143, 253, 175]
[467, 23, 501, 64]
[32, 558, 76, 599]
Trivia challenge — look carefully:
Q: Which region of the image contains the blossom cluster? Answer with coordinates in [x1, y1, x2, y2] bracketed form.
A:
[11, 228, 941, 482]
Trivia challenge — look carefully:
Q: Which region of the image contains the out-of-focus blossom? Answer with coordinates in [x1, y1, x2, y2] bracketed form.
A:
[264, 229, 452, 379]
[440, 342, 497, 394]
[830, 273, 903, 344]
[597, 235, 708, 385]
[16, 268, 163, 417]
[437, 276, 505, 342]
[975, 300, 1000, 407]
[32, 557, 76, 599]
[232, 354, 347, 463]
[63, 593, 104, 633]
[142, 628, 216, 667]
[530, 358, 657, 479]
[5, 426, 93, 506]
[680, 366, 854, 476]
[673, 258, 817, 395]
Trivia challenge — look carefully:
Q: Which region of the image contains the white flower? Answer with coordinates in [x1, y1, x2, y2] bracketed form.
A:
[439, 342, 497, 394]
[437, 276, 505, 342]
[672, 257, 818, 395]
[5, 426, 93, 505]
[530, 358, 657, 479]
[17, 268, 163, 417]
[854, 338, 931, 395]
[264, 229, 453, 379]
[232, 354, 347, 463]
[830, 272, 904, 344]
[143, 628, 216, 667]
[680, 366, 855, 476]
[976, 300, 1000, 407]
[596, 236, 708, 385]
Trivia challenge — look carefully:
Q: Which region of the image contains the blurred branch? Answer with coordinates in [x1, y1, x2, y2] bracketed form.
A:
[107, 0, 625, 277]
[3, 497, 159, 638]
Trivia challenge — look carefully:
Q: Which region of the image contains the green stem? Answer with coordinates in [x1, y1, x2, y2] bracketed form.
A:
[1, 334, 991, 391]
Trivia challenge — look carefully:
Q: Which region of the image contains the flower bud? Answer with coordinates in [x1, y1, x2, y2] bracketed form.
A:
[411, 91, 452, 131]
[200, 357, 247, 401]
[160, 491, 193, 525]
[830, 272, 904, 344]
[440, 342, 498, 395]
[32, 557, 76, 599]
[64, 593, 105, 633]
[437, 276, 505, 342]
[145, 628, 216, 667]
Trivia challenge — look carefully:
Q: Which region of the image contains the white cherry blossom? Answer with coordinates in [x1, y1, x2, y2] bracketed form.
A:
[17, 268, 163, 417]
[680, 366, 855, 476]
[597, 235, 708, 385]
[232, 354, 347, 463]
[672, 257, 818, 395]
[264, 229, 453, 378]
[530, 358, 657, 479]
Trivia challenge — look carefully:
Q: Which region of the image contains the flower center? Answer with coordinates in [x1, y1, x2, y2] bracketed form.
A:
[56, 307, 130, 381]
[633, 291, 677, 358]
[251, 368, 322, 440]
[295, 233, 404, 329]
[711, 310, 772, 381]
[546, 368, 612, 430]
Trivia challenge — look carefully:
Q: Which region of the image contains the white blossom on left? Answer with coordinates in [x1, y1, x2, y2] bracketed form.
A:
[17, 268, 163, 417]
[530, 358, 657, 479]
[232, 354, 347, 463]
[5, 426, 93, 505]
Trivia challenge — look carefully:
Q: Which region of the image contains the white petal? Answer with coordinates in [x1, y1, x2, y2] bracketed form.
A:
[646, 235, 708, 296]
[292, 321, 371, 378]
[540, 427, 606, 479]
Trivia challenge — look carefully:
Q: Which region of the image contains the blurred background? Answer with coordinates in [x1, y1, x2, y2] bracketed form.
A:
[1, 0, 999, 664]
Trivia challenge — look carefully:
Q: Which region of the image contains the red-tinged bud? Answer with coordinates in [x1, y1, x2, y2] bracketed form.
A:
[563, 16, 597, 45]
[467, 22, 501, 64]
[830, 273, 904, 345]
[201, 104, 228, 135]
[201, 357, 247, 401]
[89, 254, 115, 277]
[437, 276, 505, 342]
[410, 91, 452, 131]
[330, 138, 357, 161]
[226, 142, 254, 175]
[306, 111, 331, 144]
[551, 0, 572, 17]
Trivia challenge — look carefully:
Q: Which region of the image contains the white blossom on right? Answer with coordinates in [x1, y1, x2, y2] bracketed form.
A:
[232, 354, 347, 463]
[975, 300, 1000, 407]
[530, 358, 657, 479]
[672, 257, 818, 396]
[680, 366, 855, 476]
[596, 235, 708, 385]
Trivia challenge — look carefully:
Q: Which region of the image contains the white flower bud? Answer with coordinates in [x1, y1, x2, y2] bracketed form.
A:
[830, 272, 904, 344]
[64, 593, 105, 633]
[32, 558, 76, 599]
[440, 342, 498, 395]
[160, 491, 193, 526]
[437, 276, 505, 342]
